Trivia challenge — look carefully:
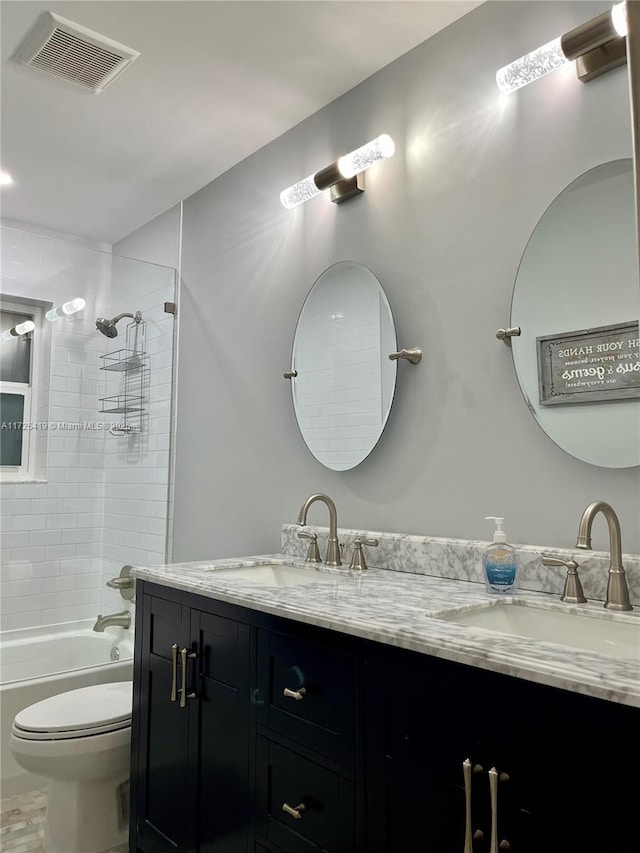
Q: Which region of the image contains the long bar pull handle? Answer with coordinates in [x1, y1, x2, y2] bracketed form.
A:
[180, 648, 188, 708]
[463, 759, 473, 853]
[186, 651, 198, 702]
[489, 767, 499, 853]
[179, 648, 198, 708]
[282, 802, 306, 820]
[170, 644, 178, 702]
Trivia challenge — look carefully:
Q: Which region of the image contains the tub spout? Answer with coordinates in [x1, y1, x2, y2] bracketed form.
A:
[93, 610, 131, 632]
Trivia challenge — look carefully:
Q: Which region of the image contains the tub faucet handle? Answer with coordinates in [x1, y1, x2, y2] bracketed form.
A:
[106, 565, 136, 601]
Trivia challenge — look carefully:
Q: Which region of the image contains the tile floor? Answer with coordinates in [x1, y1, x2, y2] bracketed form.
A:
[0, 788, 127, 853]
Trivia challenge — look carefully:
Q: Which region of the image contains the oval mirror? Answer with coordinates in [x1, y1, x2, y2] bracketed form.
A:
[290, 261, 397, 471]
[511, 160, 640, 468]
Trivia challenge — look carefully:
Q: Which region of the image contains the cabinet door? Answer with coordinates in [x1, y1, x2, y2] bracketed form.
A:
[493, 678, 640, 853]
[365, 653, 494, 852]
[192, 608, 253, 853]
[133, 594, 192, 853]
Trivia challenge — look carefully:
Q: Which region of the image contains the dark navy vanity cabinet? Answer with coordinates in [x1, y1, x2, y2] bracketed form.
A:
[364, 648, 639, 853]
[131, 588, 253, 853]
[130, 582, 638, 853]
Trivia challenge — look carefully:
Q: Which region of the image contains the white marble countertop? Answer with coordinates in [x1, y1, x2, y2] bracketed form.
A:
[132, 554, 640, 708]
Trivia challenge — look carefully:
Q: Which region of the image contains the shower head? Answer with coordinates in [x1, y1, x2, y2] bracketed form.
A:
[95, 317, 120, 337]
[95, 311, 142, 338]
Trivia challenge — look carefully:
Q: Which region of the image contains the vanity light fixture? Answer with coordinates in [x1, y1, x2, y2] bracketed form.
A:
[496, 1, 628, 94]
[2, 320, 35, 340]
[280, 134, 395, 208]
[45, 297, 86, 321]
[0, 170, 14, 186]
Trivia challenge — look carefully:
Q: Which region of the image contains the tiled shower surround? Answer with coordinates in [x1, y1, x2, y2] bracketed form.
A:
[98, 260, 175, 616]
[0, 233, 175, 631]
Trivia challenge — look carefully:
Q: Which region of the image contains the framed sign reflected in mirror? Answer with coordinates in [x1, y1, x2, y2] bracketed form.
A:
[510, 160, 640, 468]
[289, 261, 397, 471]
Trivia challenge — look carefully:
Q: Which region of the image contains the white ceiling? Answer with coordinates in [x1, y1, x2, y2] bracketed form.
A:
[0, 1, 480, 244]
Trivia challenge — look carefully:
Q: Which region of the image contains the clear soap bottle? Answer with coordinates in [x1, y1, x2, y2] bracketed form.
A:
[482, 516, 519, 595]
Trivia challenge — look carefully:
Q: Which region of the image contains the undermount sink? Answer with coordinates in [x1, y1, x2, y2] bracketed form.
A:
[205, 563, 333, 588]
[436, 600, 640, 660]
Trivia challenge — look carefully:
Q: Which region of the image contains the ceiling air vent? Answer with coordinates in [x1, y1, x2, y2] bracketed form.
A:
[13, 12, 140, 94]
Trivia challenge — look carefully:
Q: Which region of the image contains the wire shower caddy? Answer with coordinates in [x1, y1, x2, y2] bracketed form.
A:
[99, 317, 147, 435]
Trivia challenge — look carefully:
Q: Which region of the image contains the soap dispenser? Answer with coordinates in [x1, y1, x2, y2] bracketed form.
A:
[482, 516, 519, 595]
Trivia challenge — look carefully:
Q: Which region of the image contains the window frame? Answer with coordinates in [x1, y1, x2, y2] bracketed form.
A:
[0, 298, 43, 482]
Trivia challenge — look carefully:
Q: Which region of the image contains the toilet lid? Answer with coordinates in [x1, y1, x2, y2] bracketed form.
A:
[13, 682, 132, 739]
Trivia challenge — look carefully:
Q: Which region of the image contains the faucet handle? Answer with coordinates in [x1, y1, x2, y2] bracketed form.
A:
[106, 565, 136, 601]
[349, 538, 379, 571]
[542, 555, 587, 604]
[297, 530, 322, 563]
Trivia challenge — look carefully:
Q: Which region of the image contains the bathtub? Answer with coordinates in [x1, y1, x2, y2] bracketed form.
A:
[0, 619, 134, 796]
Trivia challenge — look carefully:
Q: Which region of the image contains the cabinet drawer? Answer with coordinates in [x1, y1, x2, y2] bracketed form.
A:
[256, 738, 356, 853]
[258, 630, 356, 766]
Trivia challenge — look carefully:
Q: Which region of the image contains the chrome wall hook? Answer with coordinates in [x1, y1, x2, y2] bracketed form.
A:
[283, 370, 298, 380]
[496, 327, 521, 345]
[388, 347, 422, 364]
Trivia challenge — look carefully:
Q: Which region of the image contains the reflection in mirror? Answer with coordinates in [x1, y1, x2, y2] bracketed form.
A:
[511, 160, 640, 468]
[290, 261, 397, 471]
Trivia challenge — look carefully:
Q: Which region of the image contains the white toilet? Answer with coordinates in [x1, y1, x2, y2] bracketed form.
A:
[10, 682, 132, 853]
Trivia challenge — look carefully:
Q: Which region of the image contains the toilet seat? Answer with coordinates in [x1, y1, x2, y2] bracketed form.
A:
[12, 682, 132, 741]
[12, 718, 131, 741]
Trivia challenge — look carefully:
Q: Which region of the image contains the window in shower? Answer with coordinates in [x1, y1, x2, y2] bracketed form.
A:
[0, 298, 43, 480]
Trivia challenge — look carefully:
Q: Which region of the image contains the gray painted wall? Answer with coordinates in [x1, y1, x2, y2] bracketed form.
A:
[113, 203, 182, 271]
[174, 1, 639, 560]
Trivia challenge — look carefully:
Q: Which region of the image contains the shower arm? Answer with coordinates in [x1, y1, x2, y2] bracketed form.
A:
[113, 311, 142, 325]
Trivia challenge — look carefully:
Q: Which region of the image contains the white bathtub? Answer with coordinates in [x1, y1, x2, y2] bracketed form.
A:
[0, 620, 134, 796]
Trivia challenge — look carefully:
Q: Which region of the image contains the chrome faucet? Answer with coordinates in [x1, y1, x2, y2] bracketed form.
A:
[92, 610, 132, 632]
[297, 493, 341, 566]
[575, 501, 632, 611]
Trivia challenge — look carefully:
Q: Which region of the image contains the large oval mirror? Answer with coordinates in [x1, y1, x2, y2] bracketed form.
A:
[511, 160, 640, 468]
[290, 261, 397, 471]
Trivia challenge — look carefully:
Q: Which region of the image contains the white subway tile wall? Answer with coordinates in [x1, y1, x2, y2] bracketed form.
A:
[1, 232, 175, 631]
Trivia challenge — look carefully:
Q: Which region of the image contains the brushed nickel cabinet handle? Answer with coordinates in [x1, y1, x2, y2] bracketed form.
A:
[170, 644, 178, 702]
[282, 802, 306, 820]
[283, 687, 306, 701]
[187, 650, 197, 701]
[179, 648, 198, 708]
[463, 759, 473, 853]
[489, 767, 498, 853]
[179, 648, 188, 708]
